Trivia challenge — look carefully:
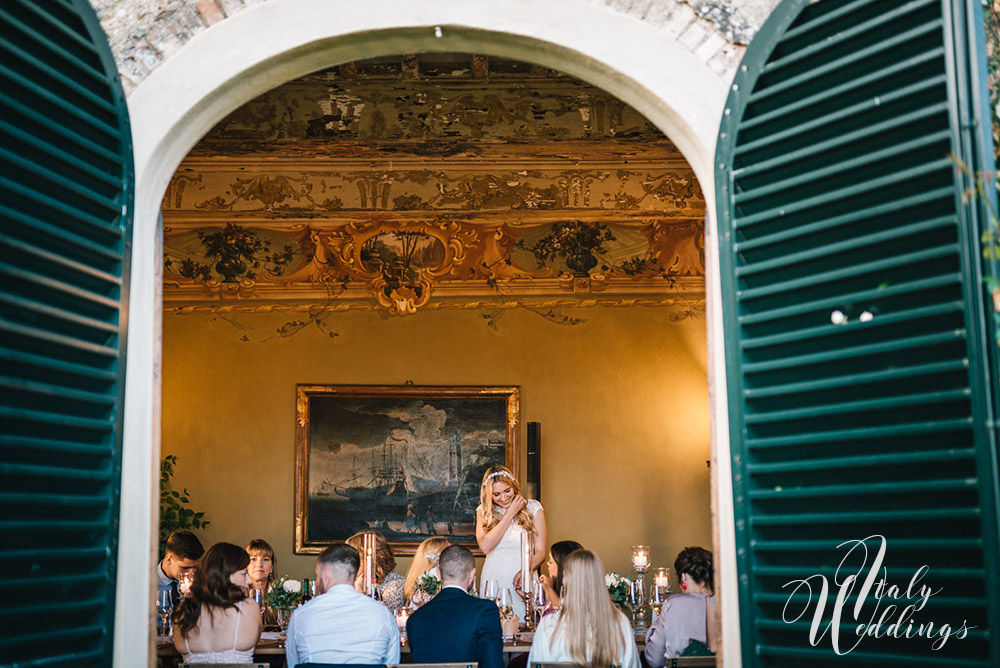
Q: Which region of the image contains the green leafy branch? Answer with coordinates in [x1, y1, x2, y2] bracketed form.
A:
[159, 454, 210, 554]
[953, 156, 1000, 345]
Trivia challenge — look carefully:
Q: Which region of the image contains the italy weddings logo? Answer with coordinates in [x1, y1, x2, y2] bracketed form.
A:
[780, 535, 974, 654]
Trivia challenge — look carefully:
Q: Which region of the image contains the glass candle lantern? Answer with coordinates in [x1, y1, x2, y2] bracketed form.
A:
[631, 545, 650, 572]
[629, 545, 650, 636]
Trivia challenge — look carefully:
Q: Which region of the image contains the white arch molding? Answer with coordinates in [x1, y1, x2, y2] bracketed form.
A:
[119, 0, 739, 664]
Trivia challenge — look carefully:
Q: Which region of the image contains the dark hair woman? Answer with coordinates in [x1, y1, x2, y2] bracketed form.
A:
[643, 546, 715, 666]
[172, 542, 262, 663]
[538, 539, 583, 611]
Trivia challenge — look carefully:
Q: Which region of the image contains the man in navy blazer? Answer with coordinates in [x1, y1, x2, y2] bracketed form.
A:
[406, 544, 504, 668]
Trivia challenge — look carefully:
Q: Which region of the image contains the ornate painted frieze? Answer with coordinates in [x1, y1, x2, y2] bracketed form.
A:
[163, 62, 706, 315]
[202, 76, 666, 143]
[163, 216, 704, 311]
[165, 166, 703, 215]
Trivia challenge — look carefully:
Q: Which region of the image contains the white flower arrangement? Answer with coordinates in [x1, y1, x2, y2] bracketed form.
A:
[266, 576, 304, 610]
[605, 572, 631, 611]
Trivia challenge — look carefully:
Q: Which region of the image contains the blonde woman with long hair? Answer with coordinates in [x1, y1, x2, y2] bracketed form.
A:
[475, 464, 547, 621]
[404, 536, 450, 605]
[527, 550, 639, 668]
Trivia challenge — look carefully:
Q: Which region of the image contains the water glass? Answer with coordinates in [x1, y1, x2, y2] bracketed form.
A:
[157, 589, 173, 635]
[252, 588, 264, 612]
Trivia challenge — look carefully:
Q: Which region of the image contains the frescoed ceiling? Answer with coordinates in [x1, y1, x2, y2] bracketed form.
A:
[162, 54, 706, 316]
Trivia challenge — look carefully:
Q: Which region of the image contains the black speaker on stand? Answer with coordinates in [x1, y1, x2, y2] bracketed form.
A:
[526, 422, 541, 502]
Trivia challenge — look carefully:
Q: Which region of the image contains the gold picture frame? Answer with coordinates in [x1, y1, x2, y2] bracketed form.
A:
[294, 384, 521, 556]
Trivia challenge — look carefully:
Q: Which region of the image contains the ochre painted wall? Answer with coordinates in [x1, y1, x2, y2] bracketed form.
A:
[161, 305, 711, 585]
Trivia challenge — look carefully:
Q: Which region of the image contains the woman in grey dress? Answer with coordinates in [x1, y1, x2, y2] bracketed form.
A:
[644, 546, 716, 665]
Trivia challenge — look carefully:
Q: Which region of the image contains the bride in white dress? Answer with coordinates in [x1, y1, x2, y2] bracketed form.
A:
[476, 465, 547, 621]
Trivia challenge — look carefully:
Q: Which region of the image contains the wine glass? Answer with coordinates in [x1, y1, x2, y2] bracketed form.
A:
[484, 579, 499, 602]
[498, 587, 516, 641]
[531, 580, 548, 624]
[156, 589, 173, 636]
[497, 588, 514, 618]
[625, 579, 643, 628]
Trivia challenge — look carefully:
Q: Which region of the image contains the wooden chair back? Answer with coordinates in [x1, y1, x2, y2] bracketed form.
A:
[666, 658, 717, 667]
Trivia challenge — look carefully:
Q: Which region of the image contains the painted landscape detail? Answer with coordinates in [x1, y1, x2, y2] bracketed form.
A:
[297, 387, 517, 552]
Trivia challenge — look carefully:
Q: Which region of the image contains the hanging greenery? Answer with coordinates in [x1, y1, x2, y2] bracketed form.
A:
[984, 3, 1000, 159]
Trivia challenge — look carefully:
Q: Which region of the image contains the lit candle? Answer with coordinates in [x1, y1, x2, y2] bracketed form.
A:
[654, 568, 669, 589]
[631, 545, 649, 571]
[395, 607, 409, 630]
[364, 533, 375, 594]
[520, 532, 532, 595]
[367, 546, 374, 592]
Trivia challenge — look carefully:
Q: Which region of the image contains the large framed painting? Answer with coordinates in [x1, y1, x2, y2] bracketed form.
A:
[294, 384, 520, 555]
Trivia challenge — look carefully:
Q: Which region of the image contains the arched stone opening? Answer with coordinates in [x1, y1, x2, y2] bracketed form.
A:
[118, 1, 736, 664]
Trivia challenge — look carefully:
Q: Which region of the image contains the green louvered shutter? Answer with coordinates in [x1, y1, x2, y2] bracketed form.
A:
[0, 0, 132, 665]
[717, 0, 999, 666]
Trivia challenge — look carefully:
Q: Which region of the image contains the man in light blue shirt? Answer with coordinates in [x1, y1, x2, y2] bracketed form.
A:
[286, 543, 401, 667]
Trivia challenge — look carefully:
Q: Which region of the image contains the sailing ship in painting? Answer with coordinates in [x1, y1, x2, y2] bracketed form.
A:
[306, 396, 508, 544]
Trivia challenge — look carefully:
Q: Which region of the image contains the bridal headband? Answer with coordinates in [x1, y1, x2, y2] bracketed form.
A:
[486, 470, 515, 483]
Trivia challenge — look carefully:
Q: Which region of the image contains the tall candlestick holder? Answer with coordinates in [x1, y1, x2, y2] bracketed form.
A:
[362, 532, 377, 598]
[520, 531, 536, 630]
[631, 545, 650, 635]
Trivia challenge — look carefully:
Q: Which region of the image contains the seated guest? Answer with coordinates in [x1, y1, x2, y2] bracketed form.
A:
[172, 542, 262, 663]
[285, 544, 400, 667]
[246, 538, 277, 592]
[158, 530, 204, 607]
[404, 536, 450, 606]
[246, 538, 278, 626]
[346, 530, 405, 610]
[537, 539, 583, 611]
[644, 546, 716, 665]
[527, 549, 639, 668]
[406, 544, 503, 668]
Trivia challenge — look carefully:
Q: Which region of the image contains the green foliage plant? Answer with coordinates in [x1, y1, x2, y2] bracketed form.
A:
[159, 454, 210, 554]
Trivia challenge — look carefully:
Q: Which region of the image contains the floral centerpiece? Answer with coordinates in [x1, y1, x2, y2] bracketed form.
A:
[605, 572, 632, 613]
[265, 576, 304, 631]
[409, 569, 441, 609]
[416, 570, 442, 596]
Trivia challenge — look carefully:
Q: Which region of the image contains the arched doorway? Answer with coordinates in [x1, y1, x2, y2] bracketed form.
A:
[119, 1, 737, 665]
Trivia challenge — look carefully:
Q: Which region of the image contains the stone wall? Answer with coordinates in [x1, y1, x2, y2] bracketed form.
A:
[91, 0, 781, 94]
